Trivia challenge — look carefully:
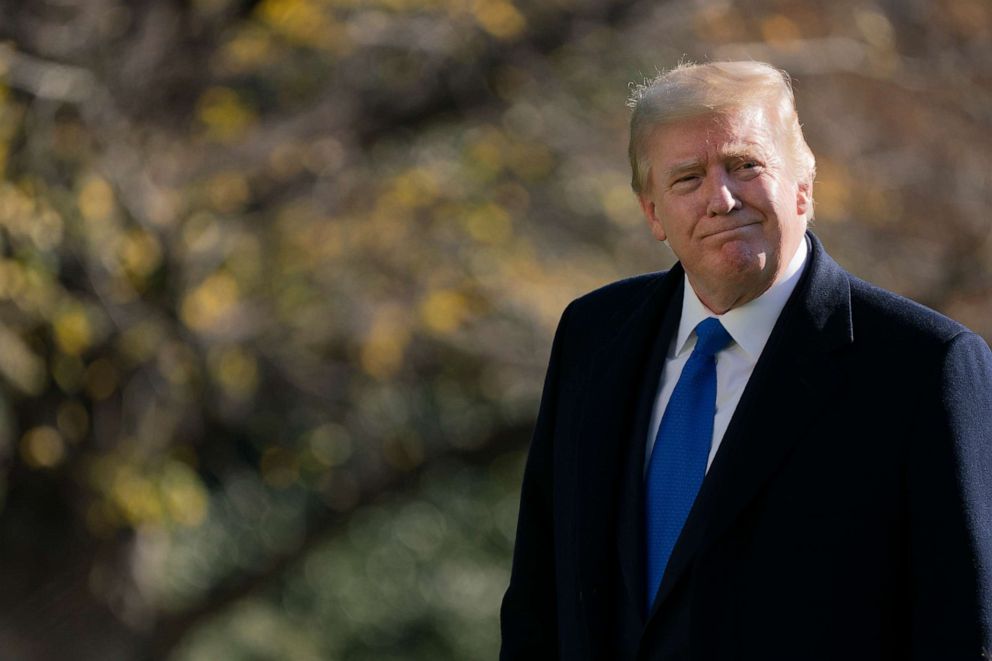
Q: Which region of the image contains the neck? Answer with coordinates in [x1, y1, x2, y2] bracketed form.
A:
[687, 276, 771, 314]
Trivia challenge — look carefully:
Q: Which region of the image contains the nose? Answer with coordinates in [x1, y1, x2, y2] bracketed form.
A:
[705, 172, 741, 217]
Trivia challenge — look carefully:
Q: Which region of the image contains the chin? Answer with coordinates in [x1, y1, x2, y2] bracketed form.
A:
[717, 240, 771, 274]
[714, 244, 778, 297]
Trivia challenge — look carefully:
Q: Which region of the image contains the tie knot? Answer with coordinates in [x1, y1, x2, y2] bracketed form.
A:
[693, 317, 732, 357]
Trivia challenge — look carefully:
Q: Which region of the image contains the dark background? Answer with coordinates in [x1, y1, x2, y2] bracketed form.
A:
[0, 0, 988, 658]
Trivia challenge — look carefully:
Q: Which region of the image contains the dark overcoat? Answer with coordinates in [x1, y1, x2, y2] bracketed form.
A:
[500, 232, 992, 660]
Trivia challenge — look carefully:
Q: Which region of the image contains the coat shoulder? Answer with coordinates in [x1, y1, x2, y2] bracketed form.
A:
[547, 271, 675, 365]
[566, 271, 669, 324]
[847, 275, 973, 348]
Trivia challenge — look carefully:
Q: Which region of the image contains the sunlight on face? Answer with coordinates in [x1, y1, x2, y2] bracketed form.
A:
[637, 107, 810, 313]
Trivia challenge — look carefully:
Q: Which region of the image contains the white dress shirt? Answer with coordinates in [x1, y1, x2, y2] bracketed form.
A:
[645, 238, 810, 473]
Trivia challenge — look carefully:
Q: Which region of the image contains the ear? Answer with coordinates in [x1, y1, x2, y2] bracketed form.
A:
[795, 178, 812, 218]
[638, 193, 668, 242]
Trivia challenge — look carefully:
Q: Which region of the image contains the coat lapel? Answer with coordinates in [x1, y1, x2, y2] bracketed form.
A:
[571, 266, 684, 652]
[644, 232, 855, 625]
[614, 278, 684, 630]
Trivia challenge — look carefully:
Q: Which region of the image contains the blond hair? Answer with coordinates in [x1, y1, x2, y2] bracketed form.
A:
[628, 61, 816, 217]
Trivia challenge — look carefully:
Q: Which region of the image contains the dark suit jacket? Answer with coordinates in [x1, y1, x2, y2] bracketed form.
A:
[500, 232, 992, 660]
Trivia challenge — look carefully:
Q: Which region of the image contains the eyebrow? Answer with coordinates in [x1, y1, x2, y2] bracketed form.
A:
[664, 160, 704, 180]
[720, 142, 766, 161]
[662, 142, 771, 181]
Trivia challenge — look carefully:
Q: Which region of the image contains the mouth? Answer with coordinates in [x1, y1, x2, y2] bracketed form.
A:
[702, 221, 761, 239]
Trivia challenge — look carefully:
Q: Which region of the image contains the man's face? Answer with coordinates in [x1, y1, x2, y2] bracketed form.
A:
[637, 106, 810, 313]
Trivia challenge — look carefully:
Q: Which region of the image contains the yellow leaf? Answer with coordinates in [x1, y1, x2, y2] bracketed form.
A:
[20, 426, 65, 469]
[119, 229, 163, 280]
[54, 307, 93, 356]
[602, 184, 640, 228]
[78, 177, 115, 222]
[221, 26, 274, 73]
[360, 306, 410, 379]
[180, 272, 241, 332]
[420, 289, 470, 335]
[160, 461, 209, 527]
[209, 345, 259, 399]
[197, 87, 255, 143]
[467, 128, 507, 177]
[0, 323, 45, 395]
[112, 467, 164, 525]
[465, 203, 512, 244]
[389, 168, 440, 209]
[473, 0, 526, 39]
[206, 171, 251, 213]
[508, 142, 553, 180]
[258, 0, 351, 51]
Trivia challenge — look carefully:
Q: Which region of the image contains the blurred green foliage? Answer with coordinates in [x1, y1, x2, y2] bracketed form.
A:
[170, 456, 521, 660]
[0, 0, 988, 658]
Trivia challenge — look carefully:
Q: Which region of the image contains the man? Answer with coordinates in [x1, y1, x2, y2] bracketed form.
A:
[500, 61, 992, 660]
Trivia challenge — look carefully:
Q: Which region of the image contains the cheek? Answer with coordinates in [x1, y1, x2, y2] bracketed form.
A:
[658, 201, 698, 235]
[769, 178, 798, 209]
[754, 179, 782, 203]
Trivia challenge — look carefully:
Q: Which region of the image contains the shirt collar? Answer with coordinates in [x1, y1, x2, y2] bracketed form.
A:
[674, 236, 809, 361]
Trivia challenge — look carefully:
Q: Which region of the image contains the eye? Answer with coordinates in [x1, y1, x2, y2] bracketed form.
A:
[670, 172, 702, 188]
[735, 160, 763, 177]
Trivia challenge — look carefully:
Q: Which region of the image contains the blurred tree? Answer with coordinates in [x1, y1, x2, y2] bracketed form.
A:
[0, 0, 988, 659]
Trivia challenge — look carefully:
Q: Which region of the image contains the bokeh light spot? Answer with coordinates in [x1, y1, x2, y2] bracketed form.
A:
[420, 289, 470, 335]
[20, 426, 65, 468]
[360, 307, 410, 379]
[78, 176, 115, 222]
[181, 272, 241, 333]
[161, 461, 209, 527]
[197, 87, 256, 143]
[472, 0, 526, 40]
[54, 307, 93, 356]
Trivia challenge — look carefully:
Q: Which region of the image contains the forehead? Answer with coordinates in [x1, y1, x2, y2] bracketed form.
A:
[648, 107, 780, 163]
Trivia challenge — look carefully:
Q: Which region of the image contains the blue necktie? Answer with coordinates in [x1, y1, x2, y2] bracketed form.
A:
[645, 317, 732, 612]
